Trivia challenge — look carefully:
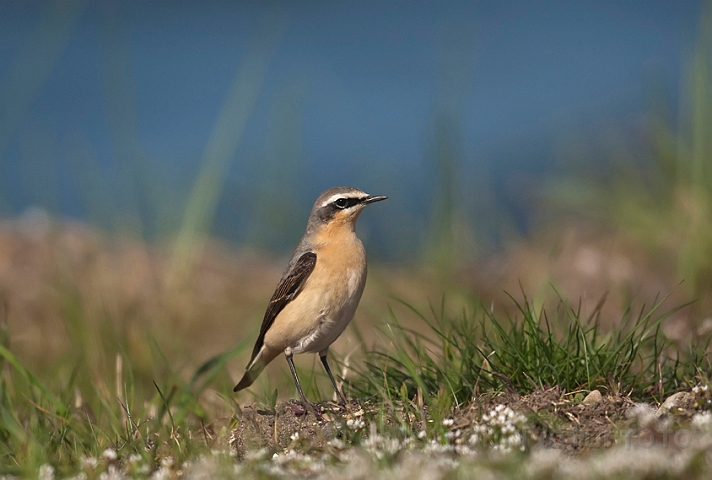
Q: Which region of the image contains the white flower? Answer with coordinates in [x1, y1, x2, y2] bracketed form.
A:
[148, 466, 171, 480]
[38, 464, 54, 480]
[100, 465, 124, 480]
[101, 448, 117, 461]
[693, 384, 709, 394]
[328, 438, 345, 449]
[470, 404, 526, 452]
[692, 411, 712, 432]
[346, 418, 365, 431]
[80, 456, 99, 470]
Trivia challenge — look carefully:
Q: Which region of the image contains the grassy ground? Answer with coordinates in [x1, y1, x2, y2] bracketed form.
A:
[0, 218, 711, 479]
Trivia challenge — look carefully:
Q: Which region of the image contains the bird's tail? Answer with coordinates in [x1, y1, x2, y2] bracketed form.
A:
[233, 347, 278, 392]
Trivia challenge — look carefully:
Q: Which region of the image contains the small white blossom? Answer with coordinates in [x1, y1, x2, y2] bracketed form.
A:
[327, 438, 345, 449]
[101, 448, 117, 461]
[346, 418, 365, 431]
[100, 465, 123, 480]
[80, 456, 99, 470]
[692, 411, 712, 432]
[38, 464, 54, 480]
[469, 404, 526, 453]
[148, 466, 171, 480]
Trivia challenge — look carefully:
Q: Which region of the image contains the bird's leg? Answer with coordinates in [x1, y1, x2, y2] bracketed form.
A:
[320, 351, 347, 407]
[285, 348, 322, 420]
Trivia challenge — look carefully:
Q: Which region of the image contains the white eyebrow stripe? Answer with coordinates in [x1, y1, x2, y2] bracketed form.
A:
[319, 193, 366, 208]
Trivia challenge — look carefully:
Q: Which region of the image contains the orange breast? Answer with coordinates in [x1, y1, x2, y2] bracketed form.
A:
[262, 227, 366, 353]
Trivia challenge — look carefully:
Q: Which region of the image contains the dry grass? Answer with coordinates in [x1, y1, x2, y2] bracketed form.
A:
[1, 215, 706, 401]
[0, 216, 475, 404]
[0, 215, 710, 478]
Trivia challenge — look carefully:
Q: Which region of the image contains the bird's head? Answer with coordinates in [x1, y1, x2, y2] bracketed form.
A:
[308, 186, 387, 232]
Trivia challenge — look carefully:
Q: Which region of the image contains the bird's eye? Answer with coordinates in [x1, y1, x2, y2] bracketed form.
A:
[334, 198, 348, 209]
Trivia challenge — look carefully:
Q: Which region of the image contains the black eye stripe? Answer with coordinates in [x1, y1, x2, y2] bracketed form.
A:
[333, 197, 361, 209]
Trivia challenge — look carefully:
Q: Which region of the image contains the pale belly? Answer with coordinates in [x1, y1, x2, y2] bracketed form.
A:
[263, 264, 367, 355]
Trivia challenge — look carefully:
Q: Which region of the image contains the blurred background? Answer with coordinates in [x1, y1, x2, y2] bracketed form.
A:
[0, 0, 711, 400]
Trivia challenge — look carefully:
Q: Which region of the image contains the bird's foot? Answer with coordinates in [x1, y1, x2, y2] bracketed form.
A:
[288, 399, 323, 421]
[319, 400, 347, 413]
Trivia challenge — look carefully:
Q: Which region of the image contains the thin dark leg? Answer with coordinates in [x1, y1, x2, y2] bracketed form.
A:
[285, 352, 308, 403]
[320, 353, 347, 406]
[285, 352, 322, 419]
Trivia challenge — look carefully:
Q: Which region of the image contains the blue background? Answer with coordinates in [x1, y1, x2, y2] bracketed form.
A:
[0, 1, 703, 259]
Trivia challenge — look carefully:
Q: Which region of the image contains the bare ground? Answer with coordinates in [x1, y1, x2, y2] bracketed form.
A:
[229, 387, 702, 459]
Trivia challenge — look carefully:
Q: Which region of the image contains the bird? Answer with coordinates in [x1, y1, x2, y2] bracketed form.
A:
[234, 186, 387, 415]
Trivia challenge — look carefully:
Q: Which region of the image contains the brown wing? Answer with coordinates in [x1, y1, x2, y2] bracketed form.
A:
[245, 252, 317, 365]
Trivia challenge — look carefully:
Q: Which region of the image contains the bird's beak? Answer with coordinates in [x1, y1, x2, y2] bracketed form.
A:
[362, 195, 388, 205]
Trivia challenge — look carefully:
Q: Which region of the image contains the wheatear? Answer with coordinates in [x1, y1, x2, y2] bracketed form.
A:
[234, 186, 386, 413]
